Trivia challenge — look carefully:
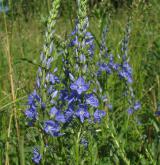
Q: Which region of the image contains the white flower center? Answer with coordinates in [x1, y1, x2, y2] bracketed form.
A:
[80, 110, 84, 115]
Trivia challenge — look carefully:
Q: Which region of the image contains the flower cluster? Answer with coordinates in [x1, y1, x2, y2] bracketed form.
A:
[118, 55, 133, 83]
[25, 1, 142, 164]
[25, 90, 41, 121]
[69, 19, 94, 58]
[120, 23, 141, 114]
[25, 2, 106, 148]
[97, 23, 141, 115]
[97, 26, 119, 78]
[97, 54, 119, 76]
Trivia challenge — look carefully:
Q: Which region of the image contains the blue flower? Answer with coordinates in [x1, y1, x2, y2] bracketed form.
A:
[112, 63, 119, 71]
[53, 132, 65, 137]
[85, 32, 94, 45]
[64, 106, 74, 122]
[32, 148, 41, 164]
[94, 110, 106, 123]
[76, 104, 90, 123]
[60, 89, 75, 105]
[127, 108, 134, 115]
[98, 63, 112, 74]
[108, 55, 119, 71]
[49, 107, 58, 117]
[119, 61, 133, 83]
[69, 36, 79, 47]
[66, 92, 76, 105]
[28, 90, 41, 105]
[55, 111, 66, 123]
[119, 70, 132, 83]
[44, 120, 60, 136]
[59, 89, 69, 101]
[46, 73, 59, 84]
[25, 90, 43, 121]
[70, 77, 89, 95]
[84, 32, 94, 56]
[67, 90, 81, 105]
[98, 63, 108, 71]
[25, 107, 38, 120]
[134, 101, 141, 110]
[85, 93, 99, 107]
[127, 101, 141, 115]
[46, 57, 53, 70]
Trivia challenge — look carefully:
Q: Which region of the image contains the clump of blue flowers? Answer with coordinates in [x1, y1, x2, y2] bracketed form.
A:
[25, 0, 141, 164]
[25, 1, 107, 163]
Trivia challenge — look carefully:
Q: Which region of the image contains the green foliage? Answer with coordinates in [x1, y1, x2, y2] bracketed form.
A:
[0, 0, 160, 164]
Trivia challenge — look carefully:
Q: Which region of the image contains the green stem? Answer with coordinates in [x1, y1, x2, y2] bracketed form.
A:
[75, 127, 82, 165]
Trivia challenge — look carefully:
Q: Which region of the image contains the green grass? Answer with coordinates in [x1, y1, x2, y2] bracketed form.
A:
[0, 0, 160, 164]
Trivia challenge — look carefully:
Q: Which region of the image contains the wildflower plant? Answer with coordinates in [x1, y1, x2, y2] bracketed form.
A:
[25, 0, 62, 163]
[119, 21, 141, 115]
[24, 0, 142, 164]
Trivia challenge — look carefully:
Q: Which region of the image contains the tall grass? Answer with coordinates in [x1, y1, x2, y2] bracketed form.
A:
[0, 0, 160, 164]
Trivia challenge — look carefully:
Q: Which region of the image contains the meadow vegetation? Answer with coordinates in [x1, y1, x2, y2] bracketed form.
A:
[0, 0, 160, 164]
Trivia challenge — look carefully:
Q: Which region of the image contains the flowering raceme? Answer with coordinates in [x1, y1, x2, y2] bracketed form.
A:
[119, 56, 133, 83]
[25, 17, 140, 142]
[25, 15, 107, 149]
[97, 23, 141, 116]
